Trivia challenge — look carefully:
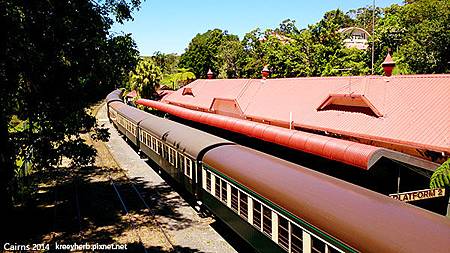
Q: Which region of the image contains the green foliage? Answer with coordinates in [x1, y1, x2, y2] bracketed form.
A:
[375, 0, 449, 74]
[322, 48, 370, 76]
[0, 0, 141, 206]
[150, 52, 180, 75]
[348, 6, 383, 34]
[161, 68, 196, 90]
[175, 0, 448, 79]
[240, 28, 266, 78]
[430, 159, 450, 189]
[218, 40, 245, 78]
[180, 29, 240, 78]
[129, 59, 162, 98]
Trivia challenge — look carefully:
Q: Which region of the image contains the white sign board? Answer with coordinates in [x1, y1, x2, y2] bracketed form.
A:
[389, 188, 445, 202]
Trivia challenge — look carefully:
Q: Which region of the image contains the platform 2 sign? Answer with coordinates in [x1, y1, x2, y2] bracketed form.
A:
[389, 188, 446, 202]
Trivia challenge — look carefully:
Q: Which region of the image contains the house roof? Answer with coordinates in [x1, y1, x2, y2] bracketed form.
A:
[338, 27, 370, 36]
[160, 75, 450, 160]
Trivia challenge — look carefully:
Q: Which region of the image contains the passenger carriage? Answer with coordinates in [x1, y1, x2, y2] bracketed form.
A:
[201, 145, 450, 253]
[139, 114, 232, 194]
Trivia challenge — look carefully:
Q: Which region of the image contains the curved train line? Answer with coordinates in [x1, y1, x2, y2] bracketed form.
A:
[106, 89, 450, 253]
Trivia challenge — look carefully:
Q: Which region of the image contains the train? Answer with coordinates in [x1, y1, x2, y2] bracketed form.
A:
[105, 89, 450, 253]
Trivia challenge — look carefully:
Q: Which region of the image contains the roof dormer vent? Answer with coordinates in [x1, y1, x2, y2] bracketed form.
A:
[317, 93, 382, 117]
[182, 87, 194, 96]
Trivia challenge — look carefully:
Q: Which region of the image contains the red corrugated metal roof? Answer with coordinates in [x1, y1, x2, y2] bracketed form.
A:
[161, 75, 450, 159]
[136, 99, 439, 171]
[125, 90, 137, 98]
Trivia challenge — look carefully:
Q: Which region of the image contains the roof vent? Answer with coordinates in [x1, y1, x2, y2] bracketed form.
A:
[182, 87, 194, 96]
[317, 93, 382, 117]
[381, 52, 395, 77]
[207, 69, 214, 79]
[261, 65, 270, 79]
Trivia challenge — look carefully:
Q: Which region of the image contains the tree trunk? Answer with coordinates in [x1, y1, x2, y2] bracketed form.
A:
[0, 116, 14, 212]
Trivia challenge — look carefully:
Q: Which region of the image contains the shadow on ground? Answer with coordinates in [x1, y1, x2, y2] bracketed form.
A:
[0, 162, 200, 252]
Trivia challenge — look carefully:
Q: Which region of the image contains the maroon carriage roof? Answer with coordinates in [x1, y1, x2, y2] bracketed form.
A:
[202, 145, 450, 253]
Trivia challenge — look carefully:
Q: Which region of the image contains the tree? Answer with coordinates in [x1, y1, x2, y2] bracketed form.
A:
[129, 59, 162, 98]
[375, 0, 449, 74]
[218, 40, 245, 78]
[0, 0, 141, 208]
[348, 6, 383, 34]
[276, 19, 300, 35]
[180, 29, 239, 78]
[150, 51, 180, 75]
[161, 68, 196, 90]
[430, 159, 450, 189]
[240, 28, 266, 78]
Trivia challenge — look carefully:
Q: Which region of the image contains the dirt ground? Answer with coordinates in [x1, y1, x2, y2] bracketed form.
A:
[1, 102, 173, 252]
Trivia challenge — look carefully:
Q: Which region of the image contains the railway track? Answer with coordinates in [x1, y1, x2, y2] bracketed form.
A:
[95, 102, 176, 252]
[51, 102, 175, 252]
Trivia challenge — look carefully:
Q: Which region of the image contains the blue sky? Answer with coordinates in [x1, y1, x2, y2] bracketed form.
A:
[111, 0, 402, 56]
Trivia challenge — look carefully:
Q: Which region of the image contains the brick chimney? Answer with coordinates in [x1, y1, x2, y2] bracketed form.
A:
[381, 52, 395, 77]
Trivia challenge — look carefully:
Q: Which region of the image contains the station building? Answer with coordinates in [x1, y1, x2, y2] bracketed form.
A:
[138, 58, 450, 215]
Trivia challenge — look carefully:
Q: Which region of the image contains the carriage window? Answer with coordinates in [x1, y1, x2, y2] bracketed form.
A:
[151, 136, 155, 150]
[231, 187, 238, 212]
[163, 145, 169, 160]
[239, 193, 248, 220]
[185, 158, 192, 178]
[327, 245, 340, 253]
[178, 154, 184, 171]
[215, 176, 221, 197]
[206, 171, 212, 192]
[291, 225, 303, 253]
[278, 216, 289, 251]
[262, 206, 272, 236]
[311, 237, 325, 253]
[253, 201, 262, 230]
[157, 141, 161, 154]
[169, 148, 175, 165]
[221, 180, 227, 203]
[161, 145, 166, 158]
